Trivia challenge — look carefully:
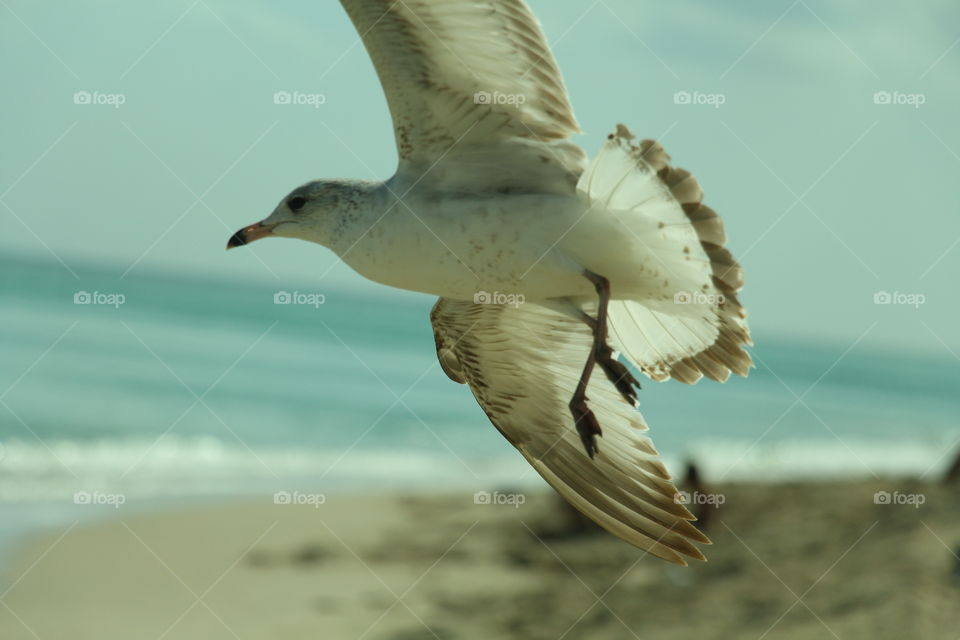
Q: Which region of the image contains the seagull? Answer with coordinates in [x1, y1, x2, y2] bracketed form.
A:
[227, 0, 751, 565]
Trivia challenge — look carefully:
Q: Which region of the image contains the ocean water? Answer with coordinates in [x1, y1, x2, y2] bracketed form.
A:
[1, 254, 958, 551]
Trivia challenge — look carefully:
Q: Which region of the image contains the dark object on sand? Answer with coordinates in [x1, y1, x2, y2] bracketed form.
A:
[944, 446, 960, 483]
[953, 545, 960, 587]
[684, 460, 704, 489]
[682, 460, 717, 532]
[531, 494, 605, 542]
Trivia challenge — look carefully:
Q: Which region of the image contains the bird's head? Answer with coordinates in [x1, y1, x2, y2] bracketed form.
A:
[226, 180, 364, 250]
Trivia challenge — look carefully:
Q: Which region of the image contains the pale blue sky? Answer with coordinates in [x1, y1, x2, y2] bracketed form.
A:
[2, 0, 959, 354]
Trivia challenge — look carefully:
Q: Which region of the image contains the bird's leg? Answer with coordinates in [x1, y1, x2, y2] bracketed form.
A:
[576, 311, 642, 407]
[569, 334, 602, 459]
[569, 271, 643, 458]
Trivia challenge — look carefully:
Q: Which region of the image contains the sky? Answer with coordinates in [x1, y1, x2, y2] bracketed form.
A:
[2, 0, 959, 355]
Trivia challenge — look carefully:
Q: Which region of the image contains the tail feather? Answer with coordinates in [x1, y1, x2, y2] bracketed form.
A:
[585, 125, 752, 384]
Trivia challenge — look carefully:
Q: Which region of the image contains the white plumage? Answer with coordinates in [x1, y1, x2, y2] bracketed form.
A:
[230, 0, 752, 564]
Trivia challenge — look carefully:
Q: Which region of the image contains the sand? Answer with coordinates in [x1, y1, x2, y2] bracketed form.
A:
[0, 479, 957, 639]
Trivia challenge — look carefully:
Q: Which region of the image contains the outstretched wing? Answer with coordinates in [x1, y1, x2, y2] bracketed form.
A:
[430, 297, 710, 565]
[340, 0, 586, 193]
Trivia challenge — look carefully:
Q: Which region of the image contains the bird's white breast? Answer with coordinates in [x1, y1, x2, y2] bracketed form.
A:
[331, 185, 594, 302]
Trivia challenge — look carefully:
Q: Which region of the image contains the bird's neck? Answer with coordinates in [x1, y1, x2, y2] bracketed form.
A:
[324, 179, 389, 249]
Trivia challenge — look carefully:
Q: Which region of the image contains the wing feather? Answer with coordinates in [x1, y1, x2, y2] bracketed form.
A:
[340, 0, 586, 192]
[430, 298, 710, 564]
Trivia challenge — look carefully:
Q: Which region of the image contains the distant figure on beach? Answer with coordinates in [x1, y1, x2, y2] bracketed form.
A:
[228, 0, 750, 565]
[681, 461, 720, 532]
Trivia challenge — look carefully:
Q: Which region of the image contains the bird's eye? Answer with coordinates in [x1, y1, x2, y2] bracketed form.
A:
[288, 196, 307, 212]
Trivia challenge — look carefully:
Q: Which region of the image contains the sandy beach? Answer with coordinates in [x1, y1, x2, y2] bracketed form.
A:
[0, 479, 957, 639]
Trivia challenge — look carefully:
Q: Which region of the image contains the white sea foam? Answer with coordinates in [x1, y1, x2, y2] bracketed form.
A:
[0, 436, 535, 503]
[1, 433, 955, 506]
[666, 435, 959, 482]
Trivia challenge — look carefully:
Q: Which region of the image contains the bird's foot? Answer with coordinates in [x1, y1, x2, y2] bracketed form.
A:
[570, 397, 602, 458]
[597, 346, 641, 406]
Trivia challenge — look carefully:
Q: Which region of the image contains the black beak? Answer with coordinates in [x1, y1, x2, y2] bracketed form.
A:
[227, 229, 247, 249]
[226, 221, 274, 250]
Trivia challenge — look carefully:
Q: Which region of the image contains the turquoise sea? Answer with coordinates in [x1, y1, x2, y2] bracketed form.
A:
[1, 253, 958, 554]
